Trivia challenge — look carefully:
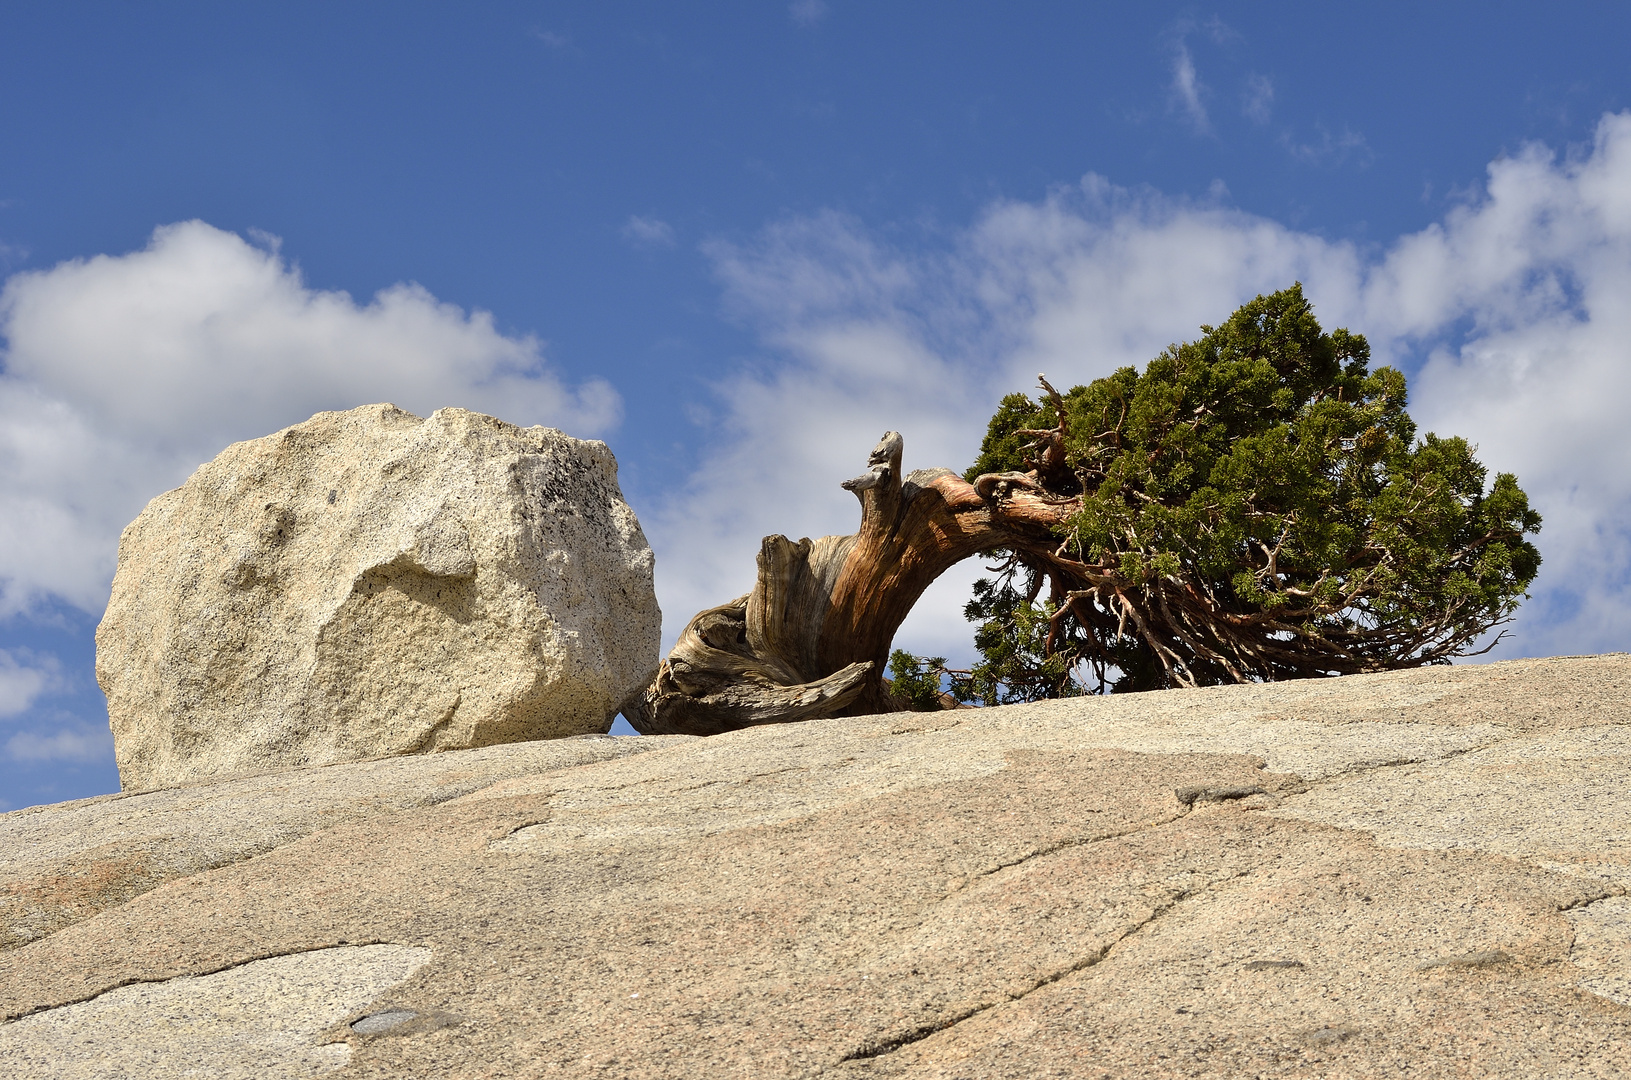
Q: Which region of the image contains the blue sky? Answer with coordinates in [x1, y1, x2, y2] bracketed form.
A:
[3, 2, 1630, 810]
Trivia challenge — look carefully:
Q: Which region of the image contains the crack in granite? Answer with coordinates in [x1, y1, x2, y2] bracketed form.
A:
[1, 940, 398, 1024]
[838, 875, 1234, 1063]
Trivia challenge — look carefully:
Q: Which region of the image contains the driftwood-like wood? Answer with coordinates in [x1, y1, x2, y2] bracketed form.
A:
[623, 431, 1072, 736]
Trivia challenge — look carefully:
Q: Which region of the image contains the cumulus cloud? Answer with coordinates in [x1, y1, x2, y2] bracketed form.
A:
[652, 112, 1631, 667]
[1392, 112, 1631, 654]
[0, 220, 617, 617]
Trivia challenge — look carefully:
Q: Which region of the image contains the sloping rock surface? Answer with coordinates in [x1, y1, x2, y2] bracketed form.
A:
[96, 405, 661, 791]
[3, 654, 1628, 1078]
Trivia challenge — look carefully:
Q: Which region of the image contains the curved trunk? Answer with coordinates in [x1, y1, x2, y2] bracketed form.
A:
[623, 432, 1070, 735]
[626, 350, 1535, 735]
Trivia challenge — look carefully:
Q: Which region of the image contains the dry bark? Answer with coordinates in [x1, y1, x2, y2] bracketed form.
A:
[623, 431, 1073, 736]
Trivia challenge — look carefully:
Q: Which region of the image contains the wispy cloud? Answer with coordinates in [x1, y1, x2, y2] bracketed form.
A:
[1164, 16, 1241, 135]
[5, 724, 111, 763]
[1169, 42, 1210, 132]
[621, 215, 677, 248]
[788, 0, 829, 28]
[1197, 15, 1241, 46]
[1282, 123, 1372, 167]
[1242, 73, 1274, 125]
[530, 27, 570, 49]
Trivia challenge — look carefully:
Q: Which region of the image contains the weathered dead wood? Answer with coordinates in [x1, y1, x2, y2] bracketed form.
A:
[623, 432, 1071, 736]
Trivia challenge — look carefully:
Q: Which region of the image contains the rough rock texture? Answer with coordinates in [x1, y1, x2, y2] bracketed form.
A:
[0, 734, 685, 952]
[0, 945, 432, 1079]
[3, 654, 1628, 1078]
[96, 405, 661, 791]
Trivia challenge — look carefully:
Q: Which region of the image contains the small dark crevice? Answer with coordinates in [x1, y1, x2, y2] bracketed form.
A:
[1415, 949, 1513, 971]
[1311, 728, 1525, 783]
[741, 766, 804, 784]
[948, 811, 1190, 896]
[3, 940, 395, 1023]
[887, 717, 965, 737]
[499, 817, 551, 840]
[839, 1004, 996, 1062]
[1557, 887, 1622, 913]
[946, 776, 1275, 898]
[417, 785, 495, 809]
[842, 884, 1213, 1062]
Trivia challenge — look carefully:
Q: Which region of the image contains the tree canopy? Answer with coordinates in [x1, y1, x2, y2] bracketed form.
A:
[942, 284, 1541, 701]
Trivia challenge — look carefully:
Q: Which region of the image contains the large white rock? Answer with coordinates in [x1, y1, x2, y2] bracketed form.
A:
[96, 404, 660, 791]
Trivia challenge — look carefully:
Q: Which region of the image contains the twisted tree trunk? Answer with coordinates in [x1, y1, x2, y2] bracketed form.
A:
[629, 307, 1541, 734]
[623, 431, 1070, 736]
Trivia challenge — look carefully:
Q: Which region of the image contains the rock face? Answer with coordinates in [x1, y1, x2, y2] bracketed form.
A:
[95, 404, 660, 791]
[4, 654, 1629, 1078]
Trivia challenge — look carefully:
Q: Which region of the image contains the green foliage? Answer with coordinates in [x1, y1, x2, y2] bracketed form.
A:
[887, 649, 951, 712]
[960, 284, 1541, 697]
[955, 573, 1090, 704]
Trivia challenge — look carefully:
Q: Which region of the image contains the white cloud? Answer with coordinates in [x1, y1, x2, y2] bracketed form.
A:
[0, 648, 57, 718]
[5, 724, 112, 764]
[788, 0, 828, 28]
[654, 112, 1631, 669]
[1242, 73, 1273, 125]
[621, 215, 677, 248]
[1392, 112, 1631, 654]
[1169, 43, 1209, 132]
[0, 220, 617, 617]
[657, 195, 1360, 660]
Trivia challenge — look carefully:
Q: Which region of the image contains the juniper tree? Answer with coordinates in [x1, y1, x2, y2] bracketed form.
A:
[955, 284, 1541, 698]
[627, 284, 1541, 733]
